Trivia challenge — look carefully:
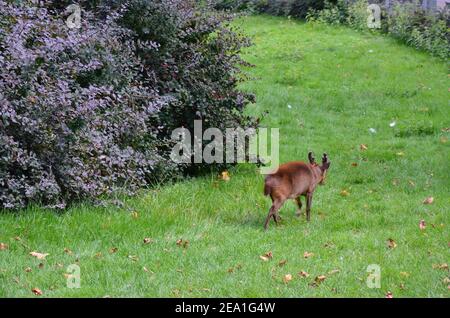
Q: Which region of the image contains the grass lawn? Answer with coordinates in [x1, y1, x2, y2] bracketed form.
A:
[0, 15, 449, 298]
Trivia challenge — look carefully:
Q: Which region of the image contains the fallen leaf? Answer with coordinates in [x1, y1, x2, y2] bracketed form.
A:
[143, 238, 153, 244]
[25, 267, 32, 273]
[432, 263, 448, 270]
[324, 241, 335, 248]
[278, 259, 287, 267]
[419, 220, 426, 230]
[315, 275, 327, 283]
[443, 277, 450, 284]
[260, 251, 273, 261]
[128, 255, 139, 262]
[387, 239, 397, 249]
[423, 197, 434, 205]
[400, 272, 410, 278]
[131, 211, 139, 219]
[219, 171, 230, 181]
[109, 247, 118, 254]
[94, 252, 103, 259]
[298, 271, 309, 278]
[30, 251, 49, 260]
[64, 248, 72, 255]
[0, 243, 8, 251]
[303, 251, 314, 259]
[340, 190, 350, 197]
[385, 291, 393, 298]
[351, 162, 358, 167]
[283, 274, 293, 283]
[360, 144, 368, 151]
[328, 269, 340, 275]
[399, 283, 405, 290]
[32, 288, 43, 296]
[408, 180, 416, 187]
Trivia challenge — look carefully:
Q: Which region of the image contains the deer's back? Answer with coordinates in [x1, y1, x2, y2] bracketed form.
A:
[264, 161, 314, 199]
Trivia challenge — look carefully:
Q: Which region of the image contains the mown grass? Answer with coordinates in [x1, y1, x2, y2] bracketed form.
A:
[0, 15, 449, 298]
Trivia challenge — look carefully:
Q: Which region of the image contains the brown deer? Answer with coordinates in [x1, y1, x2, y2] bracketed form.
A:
[263, 152, 331, 230]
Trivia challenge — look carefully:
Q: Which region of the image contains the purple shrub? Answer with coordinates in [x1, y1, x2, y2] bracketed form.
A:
[0, 1, 170, 208]
[0, 0, 257, 209]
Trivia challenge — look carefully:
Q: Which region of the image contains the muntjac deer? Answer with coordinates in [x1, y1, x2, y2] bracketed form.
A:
[263, 152, 331, 230]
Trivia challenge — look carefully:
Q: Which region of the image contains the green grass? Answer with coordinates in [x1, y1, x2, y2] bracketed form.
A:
[1, 15, 449, 298]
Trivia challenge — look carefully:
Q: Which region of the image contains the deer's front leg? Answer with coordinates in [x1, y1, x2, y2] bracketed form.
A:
[306, 192, 313, 222]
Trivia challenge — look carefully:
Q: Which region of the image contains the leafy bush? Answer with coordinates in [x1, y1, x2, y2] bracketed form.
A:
[388, 1, 449, 59]
[306, 0, 347, 25]
[306, 0, 449, 59]
[213, 0, 327, 18]
[0, 0, 256, 209]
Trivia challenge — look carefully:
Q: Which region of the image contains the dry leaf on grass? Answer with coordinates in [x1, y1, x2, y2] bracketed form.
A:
[278, 259, 287, 267]
[303, 251, 314, 259]
[423, 197, 434, 205]
[315, 275, 327, 283]
[64, 248, 72, 255]
[298, 271, 309, 278]
[0, 243, 8, 251]
[432, 263, 448, 270]
[260, 251, 273, 261]
[400, 272, 410, 278]
[25, 267, 32, 273]
[219, 171, 230, 181]
[176, 239, 189, 248]
[419, 220, 426, 230]
[385, 291, 393, 298]
[30, 251, 49, 260]
[109, 247, 118, 254]
[32, 288, 43, 296]
[283, 274, 293, 284]
[360, 144, 368, 151]
[340, 190, 350, 197]
[143, 238, 153, 244]
[387, 239, 397, 249]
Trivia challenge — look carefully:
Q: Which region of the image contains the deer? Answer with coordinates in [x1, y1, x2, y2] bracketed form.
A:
[263, 152, 331, 230]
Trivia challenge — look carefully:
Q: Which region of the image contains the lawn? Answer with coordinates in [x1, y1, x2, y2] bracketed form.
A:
[0, 15, 448, 298]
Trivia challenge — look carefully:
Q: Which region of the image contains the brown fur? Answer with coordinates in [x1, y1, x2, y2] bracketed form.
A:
[263, 152, 330, 230]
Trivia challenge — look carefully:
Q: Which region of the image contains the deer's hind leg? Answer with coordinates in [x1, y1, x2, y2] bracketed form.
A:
[295, 196, 303, 217]
[264, 199, 284, 230]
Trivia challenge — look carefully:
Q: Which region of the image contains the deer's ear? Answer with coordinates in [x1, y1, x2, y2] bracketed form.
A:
[308, 152, 316, 164]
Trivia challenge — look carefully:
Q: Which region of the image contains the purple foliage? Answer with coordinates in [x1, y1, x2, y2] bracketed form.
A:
[0, 1, 169, 208]
[0, 0, 256, 209]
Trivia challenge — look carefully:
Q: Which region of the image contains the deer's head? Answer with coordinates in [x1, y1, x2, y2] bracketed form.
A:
[308, 152, 331, 185]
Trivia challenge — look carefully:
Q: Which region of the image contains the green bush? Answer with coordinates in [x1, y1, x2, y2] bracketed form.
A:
[388, 1, 449, 59]
[306, 0, 449, 59]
